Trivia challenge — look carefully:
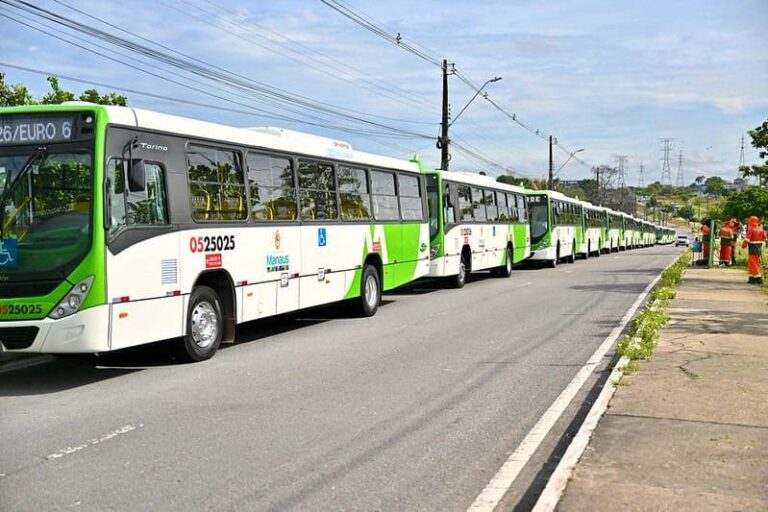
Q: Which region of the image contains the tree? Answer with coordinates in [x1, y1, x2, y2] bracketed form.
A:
[41, 77, 75, 104]
[0, 73, 33, 106]
[720, 186, 768, 220]
[704, 176, 727, 196]
[677, 204, 695, 221]
[740, 118, 768, 187]
[1, 72, 128, 106]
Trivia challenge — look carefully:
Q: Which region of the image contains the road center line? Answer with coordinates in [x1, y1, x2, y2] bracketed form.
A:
[467, 269, 664, 511]
[46, 424, 144, 460]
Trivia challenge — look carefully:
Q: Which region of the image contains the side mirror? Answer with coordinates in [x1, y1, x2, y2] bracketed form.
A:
[127, 159, 146, 192]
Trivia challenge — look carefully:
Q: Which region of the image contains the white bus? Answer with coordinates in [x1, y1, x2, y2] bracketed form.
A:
[0, 104, 430, 361]
[423, 169, 531, 287]
[527, 190, 581, 267]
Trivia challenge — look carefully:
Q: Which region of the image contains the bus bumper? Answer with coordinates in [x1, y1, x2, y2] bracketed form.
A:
[529, 246, 556, 262]
[0, 305, 110, 354]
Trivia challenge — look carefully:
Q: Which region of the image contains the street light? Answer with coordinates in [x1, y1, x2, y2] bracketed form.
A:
[438, 74, 502, 170]
[555, 148, 585, 176]
[449, 76, 503, 128]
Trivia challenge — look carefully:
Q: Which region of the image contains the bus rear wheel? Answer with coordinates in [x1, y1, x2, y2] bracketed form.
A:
[497, 247, 513, 278]
[356, 264, 381, 317]
[178, 286, 223, 362]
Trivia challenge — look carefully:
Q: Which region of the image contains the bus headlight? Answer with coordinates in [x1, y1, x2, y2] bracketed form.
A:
[49, 276, 94, 319]
[430, 244, 440, 259]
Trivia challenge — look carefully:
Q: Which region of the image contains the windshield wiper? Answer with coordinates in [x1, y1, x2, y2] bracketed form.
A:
[0, 146, 47, 238]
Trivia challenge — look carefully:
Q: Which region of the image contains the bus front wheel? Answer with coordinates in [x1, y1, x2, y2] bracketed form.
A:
[451, 255, 469, 288]
[178, 286, 223, 362]
[357, 264, 381, 317]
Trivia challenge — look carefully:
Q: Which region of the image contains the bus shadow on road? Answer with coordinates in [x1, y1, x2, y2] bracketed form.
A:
[0, 358, 140, 397]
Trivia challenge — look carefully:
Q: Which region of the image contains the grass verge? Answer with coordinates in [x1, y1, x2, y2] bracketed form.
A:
[617, 250, 690, 361]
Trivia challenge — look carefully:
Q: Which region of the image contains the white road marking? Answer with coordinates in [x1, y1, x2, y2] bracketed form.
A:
[514, 282, 531, 289]
[467, 271, 663, 511]
[46, 424, 144, 460]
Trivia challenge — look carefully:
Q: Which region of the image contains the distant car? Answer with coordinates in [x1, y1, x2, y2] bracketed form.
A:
[675, 235, 690, 247]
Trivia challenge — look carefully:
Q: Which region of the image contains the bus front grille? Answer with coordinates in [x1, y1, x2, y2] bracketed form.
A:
[0, 327, 39, 350]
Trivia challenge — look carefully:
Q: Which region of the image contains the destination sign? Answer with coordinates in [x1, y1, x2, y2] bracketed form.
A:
[0, 116, 76, 146]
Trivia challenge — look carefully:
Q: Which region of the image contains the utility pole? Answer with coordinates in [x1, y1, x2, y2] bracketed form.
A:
[739, 134, 747, 185]
[616, 155, 628, 210]
[638, 161, 645, 188]
[439, 59, 450, 171]
[675, 149, 684, 188]
[548, 135, 556, 189]
[659, 138, 674, 186]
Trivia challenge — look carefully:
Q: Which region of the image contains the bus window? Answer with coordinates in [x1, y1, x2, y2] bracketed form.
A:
[370, 170, 399, 220]
[107, 158, 168, 234]
[247, 152, 297, 221]
[426, 174, 440, 239]
[188, 146, 247, 221]
[507, 194, 518, 221]
[458, 185, 473, 222]
[298, 159, 337, 221]
[516, 194, 526, 223]
[497, 191, 509, 221]
[338, 165, 371, 221]
[485, 189, 498, 222]
[471, 187, 487, 221]
[443, 182, 456, 224]
[398, 174, 423, 221]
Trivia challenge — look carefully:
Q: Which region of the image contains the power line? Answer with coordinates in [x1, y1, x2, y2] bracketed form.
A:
[675, 149, 684, 188]
[659, 138, 674, 186]
[2, 0, 433, 141]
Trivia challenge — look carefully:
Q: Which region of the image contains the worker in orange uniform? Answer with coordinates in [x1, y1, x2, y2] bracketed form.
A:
[700, 220, 712, 265]
[718, 220, 735, 265]
[742, 216, 766, 284]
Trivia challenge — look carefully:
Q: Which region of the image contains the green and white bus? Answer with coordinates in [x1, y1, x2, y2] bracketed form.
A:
[527, 190, 582, 267]
[423, 169, 530, 287]
[604, 208, 623, 253]
[0, 104, 430, 361]
[579, 200, 604, 258]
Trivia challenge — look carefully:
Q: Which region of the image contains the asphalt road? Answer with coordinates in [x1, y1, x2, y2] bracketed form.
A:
[0, 245, 681, 511]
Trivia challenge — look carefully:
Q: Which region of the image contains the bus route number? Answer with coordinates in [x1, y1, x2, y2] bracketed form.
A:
[189, 235, 236, 253]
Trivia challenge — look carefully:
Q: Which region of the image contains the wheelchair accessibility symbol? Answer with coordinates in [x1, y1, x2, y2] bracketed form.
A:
[0, 239, 18, 268]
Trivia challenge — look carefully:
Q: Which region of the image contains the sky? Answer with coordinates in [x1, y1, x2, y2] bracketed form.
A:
[1, 0, 766, 184]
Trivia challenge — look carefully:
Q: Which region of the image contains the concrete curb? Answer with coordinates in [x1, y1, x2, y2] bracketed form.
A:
[530, 256, 685, 511]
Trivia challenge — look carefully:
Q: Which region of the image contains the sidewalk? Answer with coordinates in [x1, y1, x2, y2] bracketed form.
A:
[558, 267, 768, 510]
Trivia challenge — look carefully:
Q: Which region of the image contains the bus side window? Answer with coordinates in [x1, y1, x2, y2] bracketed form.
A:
[470, 187, 487, 222]
[107, 158, 168, 235]
[338, 165, 371, 221]
[485, 189, 498, 222]
[444, 183, 456, 224]
[516, 194, 526, 223]
[370, 170, 399, 220]
[398, 173, 423, 221]
[496, 191, 509, 221]
[188, 145, 247, 221]
[126, 162, 168, 226]
[298, 159, 337, 221]
[247, 152, 297, 221]
[456, 185, 472, 222]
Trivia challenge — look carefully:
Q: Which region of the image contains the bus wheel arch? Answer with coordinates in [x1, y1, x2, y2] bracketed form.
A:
[451, 245, 471, 288]
[191, 270, 236, 345]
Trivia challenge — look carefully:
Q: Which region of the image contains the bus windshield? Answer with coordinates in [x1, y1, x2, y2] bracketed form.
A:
[0, 146, 92, 280]
[529, 199, 549, 244]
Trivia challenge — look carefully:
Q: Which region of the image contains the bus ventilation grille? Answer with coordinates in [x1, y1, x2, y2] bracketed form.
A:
[0, 326, 39, 350]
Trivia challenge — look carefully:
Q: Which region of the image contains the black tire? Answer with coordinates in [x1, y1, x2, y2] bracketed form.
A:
[568, 241, 576, 263]
[356, 264, 381, 317]
[549, 244, 560, 268]
[585, 242, 591, 259]
[498, 247, 513, 278]
[451, 254, 469, 288]
[177, 286, 223, 362]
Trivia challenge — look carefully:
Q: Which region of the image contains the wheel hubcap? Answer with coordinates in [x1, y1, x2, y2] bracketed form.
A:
[191, 301, 218, 348]
[364, 274, 378, 308]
